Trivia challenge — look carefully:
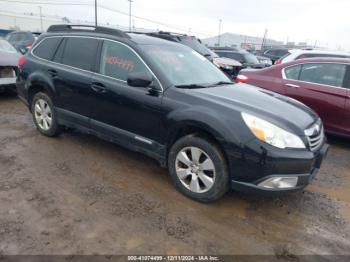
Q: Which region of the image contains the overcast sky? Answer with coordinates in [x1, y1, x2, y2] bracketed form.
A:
[0, 0, 349, 50]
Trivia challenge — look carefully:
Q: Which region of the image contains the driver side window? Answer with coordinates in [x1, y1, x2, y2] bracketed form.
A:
[99, 40, 149, 81]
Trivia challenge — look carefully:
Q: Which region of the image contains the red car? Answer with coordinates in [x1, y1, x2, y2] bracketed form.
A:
[236, 58, 350, 137]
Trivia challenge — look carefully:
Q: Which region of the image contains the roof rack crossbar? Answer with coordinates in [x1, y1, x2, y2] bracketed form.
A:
[47, 24, 130, 39]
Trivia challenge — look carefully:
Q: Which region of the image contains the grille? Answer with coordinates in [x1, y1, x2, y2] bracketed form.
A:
[305, 121, 324, 151]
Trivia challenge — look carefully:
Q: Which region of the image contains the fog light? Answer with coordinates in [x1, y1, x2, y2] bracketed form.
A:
[258, 177, 298, 189]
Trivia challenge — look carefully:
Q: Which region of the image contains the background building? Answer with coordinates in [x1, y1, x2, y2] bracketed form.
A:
[201, 32, 284, 50]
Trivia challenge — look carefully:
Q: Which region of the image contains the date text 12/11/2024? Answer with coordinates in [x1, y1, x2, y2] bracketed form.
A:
[127, 256, 220, 261]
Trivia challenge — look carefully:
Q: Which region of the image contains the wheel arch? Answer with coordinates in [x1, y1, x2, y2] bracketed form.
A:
[165, 120, 230, 169]
[27, 72, 56, 109]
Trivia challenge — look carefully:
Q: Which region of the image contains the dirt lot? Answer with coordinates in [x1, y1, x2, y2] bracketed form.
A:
[0, 92, 350, 256]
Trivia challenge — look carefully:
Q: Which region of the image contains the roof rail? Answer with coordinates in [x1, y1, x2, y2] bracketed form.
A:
[158, 31, 188, 37]
[47, 24, 130, 39]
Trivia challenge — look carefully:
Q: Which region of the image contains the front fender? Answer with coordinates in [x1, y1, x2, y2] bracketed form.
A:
[164, 106, 247, 148]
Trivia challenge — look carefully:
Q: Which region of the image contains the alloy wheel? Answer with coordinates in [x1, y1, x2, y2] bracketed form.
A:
[34, 99, 53, 131]
[175, 146, 216, 193]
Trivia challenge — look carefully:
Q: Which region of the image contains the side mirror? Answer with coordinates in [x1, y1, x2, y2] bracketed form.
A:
[127, 72, 153, 88]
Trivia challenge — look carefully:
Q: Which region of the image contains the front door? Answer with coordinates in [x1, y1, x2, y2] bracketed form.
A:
[89, 40, 163, 151]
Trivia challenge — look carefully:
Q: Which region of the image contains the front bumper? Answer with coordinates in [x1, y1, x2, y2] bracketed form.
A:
[230, 143, 329, 195]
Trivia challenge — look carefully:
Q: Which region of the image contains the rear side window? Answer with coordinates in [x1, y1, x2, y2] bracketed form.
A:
[299, 63, 347, 87]
[99, 40, 149, 81]
[285, 65, 301, 80]
[33, 38, 61, 60]
[61, 37, 99, 71]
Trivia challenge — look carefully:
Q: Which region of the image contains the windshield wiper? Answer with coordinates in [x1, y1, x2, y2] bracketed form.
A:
[207, 81, 234, 87]
[175, 84, 209, 89]
[175, 81, 233, 89]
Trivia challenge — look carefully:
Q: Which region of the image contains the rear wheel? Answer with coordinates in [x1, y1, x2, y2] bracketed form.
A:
[168, 135, 229, 202]
[31, 92, 62, 137]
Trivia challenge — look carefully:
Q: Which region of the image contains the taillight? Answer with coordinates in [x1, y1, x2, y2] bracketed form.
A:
[274, 59, 281, 65]
[236, 74, 248, 83]
[18, 56, 26, 69]
[26, 44, 32, 49]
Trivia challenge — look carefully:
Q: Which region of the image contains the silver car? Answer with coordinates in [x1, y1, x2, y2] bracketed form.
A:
[0, 39, 20, 93]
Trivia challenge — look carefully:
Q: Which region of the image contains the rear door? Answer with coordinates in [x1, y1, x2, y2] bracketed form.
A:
[284, 63, 347, 133]
[47, 36, 100, 127]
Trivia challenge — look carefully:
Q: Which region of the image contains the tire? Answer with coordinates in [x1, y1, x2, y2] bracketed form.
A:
[31, 92, 62, 137]
[168, 135, 229, 202]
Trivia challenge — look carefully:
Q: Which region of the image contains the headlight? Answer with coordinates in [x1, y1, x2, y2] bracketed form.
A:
[242, 112, 305, 149]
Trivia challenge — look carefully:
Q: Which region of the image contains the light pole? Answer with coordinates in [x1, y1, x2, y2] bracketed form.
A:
[39, 6, 43, 32]
[217, 19, 222, 46]
[95, 0, 97, 26]
[128, 0, 133, 32]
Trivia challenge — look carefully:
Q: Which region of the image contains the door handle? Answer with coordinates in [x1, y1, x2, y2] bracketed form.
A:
[47, 69, 57, 78]
[91, 82, 106, 93]
[285, 83, 300, 88]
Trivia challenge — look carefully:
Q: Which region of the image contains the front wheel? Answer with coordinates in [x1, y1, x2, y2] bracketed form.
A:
[168, 135, 229, 202]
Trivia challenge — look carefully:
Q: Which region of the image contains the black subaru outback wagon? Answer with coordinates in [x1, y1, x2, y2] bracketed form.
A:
[17, 25, 328, 202]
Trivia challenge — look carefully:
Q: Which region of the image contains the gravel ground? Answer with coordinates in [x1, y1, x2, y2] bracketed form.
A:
[0, 92, 350, 257]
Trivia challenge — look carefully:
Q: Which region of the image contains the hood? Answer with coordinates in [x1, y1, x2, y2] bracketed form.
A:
[0, 51, 20, 66]
[188, 83, 318, 135]
[213, 57, 242, 67]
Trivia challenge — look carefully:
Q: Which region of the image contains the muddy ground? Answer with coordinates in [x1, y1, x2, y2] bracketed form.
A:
[0, 92, 350, 257]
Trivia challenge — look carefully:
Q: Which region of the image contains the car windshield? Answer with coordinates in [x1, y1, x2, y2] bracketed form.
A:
[243, 53, 259, 64]
[142, 44, 231, 87]
[0, 39, 17, 53]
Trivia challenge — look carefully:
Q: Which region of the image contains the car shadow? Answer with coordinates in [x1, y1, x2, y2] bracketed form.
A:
[0, 90, 18, 101]
[327, 134, 350, 149]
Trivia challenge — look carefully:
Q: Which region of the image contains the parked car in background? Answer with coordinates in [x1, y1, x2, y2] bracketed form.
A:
[275, 49, 350, 64]
[144, 31, 243, 78]
[5, 31, 40, 54]
[262, 48, 289, 63]
[249, 50, 272, 67]
[0, 29, 13, 39]
[236, 58, 350, 137]
[17, 25, 328, 201]
[0, 39, 20, 93]
[212, 48, 265, 69]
